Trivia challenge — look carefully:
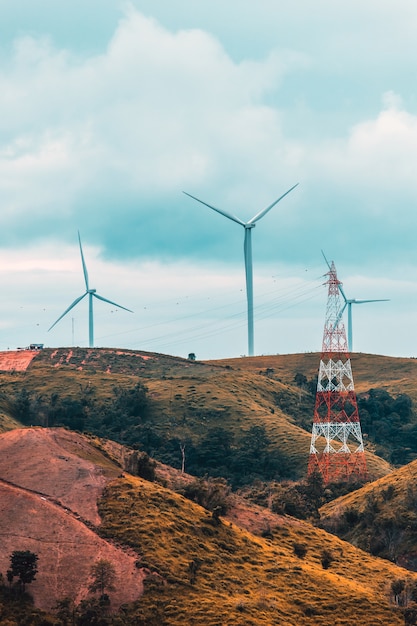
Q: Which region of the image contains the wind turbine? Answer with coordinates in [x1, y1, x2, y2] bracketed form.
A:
[183, 183, 299, 356]
[48, 232, 133, 348]
[321, 251, 389, 352]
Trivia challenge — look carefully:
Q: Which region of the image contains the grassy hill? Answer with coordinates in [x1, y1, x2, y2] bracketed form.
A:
[0, 426, 415, 625]
[0, 427, 145, 614]
[97, 472, 417, 625]
[0, 411, 20, 432]
[320, 458, 417, 570]
[0, 348, 399, 484]
[3, 349, 417, 623]
[210, 352, 417, 399]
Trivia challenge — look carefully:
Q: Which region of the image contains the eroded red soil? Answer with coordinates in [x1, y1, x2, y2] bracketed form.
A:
[0, 428, 145, 611]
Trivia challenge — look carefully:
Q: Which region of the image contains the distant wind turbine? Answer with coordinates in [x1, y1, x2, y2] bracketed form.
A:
[48, 232, 133, 348]
[183, 183, 299, 356]
[321, 250, 389, 352]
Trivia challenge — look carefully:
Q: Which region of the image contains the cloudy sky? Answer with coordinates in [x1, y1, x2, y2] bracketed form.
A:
[0, 0, 416, 360]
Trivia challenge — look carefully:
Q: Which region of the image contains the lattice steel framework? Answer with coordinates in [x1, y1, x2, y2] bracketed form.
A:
[308, 261, 367, 484]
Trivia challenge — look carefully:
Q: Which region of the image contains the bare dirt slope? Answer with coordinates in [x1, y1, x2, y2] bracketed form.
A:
[0, 426, 415, 624]
[0, 427, 145, 611]
[0, 427, 121, 524]
[0, 349, 38, 371]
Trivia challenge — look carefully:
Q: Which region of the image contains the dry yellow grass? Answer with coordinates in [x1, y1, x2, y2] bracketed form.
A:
[97, 474, 416, 625]
[209, 351, 417, 400]
[320, 457, 417, 567]
[0, 411, 20, 433]
[0, 348, 403, 480]
[321, 458, 417, 518]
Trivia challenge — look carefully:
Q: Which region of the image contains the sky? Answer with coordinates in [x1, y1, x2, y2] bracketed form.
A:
[0, 0, 417, 360]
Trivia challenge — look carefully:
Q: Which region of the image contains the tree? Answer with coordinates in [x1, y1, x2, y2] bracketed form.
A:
[392, 579, 406, 606]
[8, 550, 38, 592]
[320, 549, 334, 570]
[77, 596, 112, 625]
[293, 542, 308, 559]
[404, 606, 417, 625]
[197, 427, 234, 473]
[55, 597, 75, 625]
[294, 372, 307, 387]
[180, 442, 186, 474]
[88, 559, 116, 599]
[233, 424, 280, 484]
[188, 559, 202, 585]
[300, 469, 325, 510]
[6, 569, 13, 587]
[181, 476, 230, 514]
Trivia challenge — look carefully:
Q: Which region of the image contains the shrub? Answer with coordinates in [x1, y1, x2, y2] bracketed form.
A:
[181, 477, 230, 514]
[293, 542, 308, 559]
[321, 549, 334, 569]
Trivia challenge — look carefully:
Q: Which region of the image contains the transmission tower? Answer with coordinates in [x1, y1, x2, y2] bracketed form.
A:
[308, 261, 367, 484]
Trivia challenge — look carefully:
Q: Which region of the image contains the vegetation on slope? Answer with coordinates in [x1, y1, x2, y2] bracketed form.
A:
[0, 415, 416, 624]
[1, 348, 417, 624]
[95, 474, 416, 625]
[0, 412, 20, 434]
[358, 388, 417, 465]
[1, 467, 414, 625]
[0, 584, 56, 625]
[320, 459, 417, 570]
[0, 348, 393, 487]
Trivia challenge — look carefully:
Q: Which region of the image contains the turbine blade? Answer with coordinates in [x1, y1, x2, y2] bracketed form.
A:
[93, 293, 133, 313]
[48, 293, 87, 332]
[247, 183, 299, 224]
[333, 302, 347, 329]
[183, 191, 245, 226]
[321, 249, 332, 270]
[354, 299, 390, 305]
[338, 283, 348, 303]
[78, 231, 89, 291]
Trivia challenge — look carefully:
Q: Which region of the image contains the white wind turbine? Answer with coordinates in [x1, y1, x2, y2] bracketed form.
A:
[183, 184, 299, 356]
[48, 232, 133, 348]
[322, 251, 389, 352]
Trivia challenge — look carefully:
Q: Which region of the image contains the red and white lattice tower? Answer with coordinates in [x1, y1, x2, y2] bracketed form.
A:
[308, 261, 367, 484]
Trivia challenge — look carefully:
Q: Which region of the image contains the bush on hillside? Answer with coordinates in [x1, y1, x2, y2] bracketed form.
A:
[125, 450, 156, 481]
[181, 476, 231, 514]
[321, 549, 334, 569]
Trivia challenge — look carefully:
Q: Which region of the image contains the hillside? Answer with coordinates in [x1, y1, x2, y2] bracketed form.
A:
[0, 427, 415, 625]
[209, 352, 417, 400]
[0, 348, 398, 483]
[320, 458, 417, 570]
[0, 428, 144, 611]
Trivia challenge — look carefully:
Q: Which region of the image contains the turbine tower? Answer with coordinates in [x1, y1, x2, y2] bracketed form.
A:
[48, 232, 133, 348]
[183, 183, 299, 356]
[308, 260, 367, 484]
[322, 251, 389, 352]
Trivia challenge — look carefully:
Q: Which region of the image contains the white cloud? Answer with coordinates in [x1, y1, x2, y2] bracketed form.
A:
[296, 93, 417, 204]
[0, 7, 305, 240]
